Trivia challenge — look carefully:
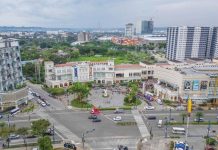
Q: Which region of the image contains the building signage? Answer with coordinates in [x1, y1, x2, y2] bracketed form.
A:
[200, 81, 208, 90]
[184, 80, 192, 90]
[192, 80, 199, 91]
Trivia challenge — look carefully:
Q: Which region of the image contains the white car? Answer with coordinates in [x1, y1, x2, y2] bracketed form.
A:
[40, 102, 46, 107]
[145, 106, 155, 110]
[113, 116, 122, 121]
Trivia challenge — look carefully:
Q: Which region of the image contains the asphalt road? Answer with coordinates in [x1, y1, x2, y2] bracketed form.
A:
[49, 110, 141, 150]
[141, 110, 218, 150]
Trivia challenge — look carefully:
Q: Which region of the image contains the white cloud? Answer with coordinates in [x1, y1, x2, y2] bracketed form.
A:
[0, 0, 217, 28]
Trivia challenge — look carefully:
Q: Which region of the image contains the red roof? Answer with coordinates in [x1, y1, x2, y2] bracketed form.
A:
[54, 63, 74, 67]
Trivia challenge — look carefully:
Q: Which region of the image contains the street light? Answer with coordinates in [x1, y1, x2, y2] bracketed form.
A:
[164, 117, 168, 138]
[82, 129, 95, 149]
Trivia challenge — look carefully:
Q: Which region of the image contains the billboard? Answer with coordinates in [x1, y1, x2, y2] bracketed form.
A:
[200, 81, 208, 90]
[192, 80, 199, 91]
[184, 81, 192, 90]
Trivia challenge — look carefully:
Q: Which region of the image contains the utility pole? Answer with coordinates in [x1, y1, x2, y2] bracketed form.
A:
[164, 117, 168, 138]
[52, 123, 55, 143]
[207, 120, 211, 137]
[82, 129, 95, 150]
[7, 114, 10, 127]
[169, 108, 172, 122]
[185, 97, 192, 150]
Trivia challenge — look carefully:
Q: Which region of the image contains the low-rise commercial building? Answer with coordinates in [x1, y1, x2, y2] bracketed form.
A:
[154, 64, 218, 104]
[45, 60, 155, 88]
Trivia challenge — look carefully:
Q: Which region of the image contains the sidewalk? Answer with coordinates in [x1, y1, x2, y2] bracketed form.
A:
[6, 143, 84, 150]
[132, 109, 150, 138]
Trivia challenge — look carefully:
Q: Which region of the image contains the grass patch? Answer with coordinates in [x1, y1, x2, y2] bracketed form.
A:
[124, 99, 142, 106]
[116, 122, 137, 126]
[21, 102, 35, 113]
[99, 106, 132, 111]
[71, 99, 93, 108]
[167, 122, 218, 125]
[163, 99, 173, 106]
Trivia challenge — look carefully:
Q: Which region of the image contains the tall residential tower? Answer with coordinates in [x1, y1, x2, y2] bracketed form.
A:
[166, 26, 218, 61]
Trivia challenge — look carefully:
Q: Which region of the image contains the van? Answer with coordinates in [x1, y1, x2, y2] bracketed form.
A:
[158, 120, 163, 127]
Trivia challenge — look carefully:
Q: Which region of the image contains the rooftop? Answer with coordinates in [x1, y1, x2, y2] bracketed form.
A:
[115, 64, 143, 70]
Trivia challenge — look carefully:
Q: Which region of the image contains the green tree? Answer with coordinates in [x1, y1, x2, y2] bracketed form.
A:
[31, 119, 50, 136]
[16, 127, 29, 150]
[0, 124, 16, 148]
[67, 82, 91, 102]
[38, 136, 53, 150]
[180, 113, 187, 124]
[195, 112, 204, 124]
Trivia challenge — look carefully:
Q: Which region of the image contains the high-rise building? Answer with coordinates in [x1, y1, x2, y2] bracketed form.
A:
[125, 23, 135, 37]
[135, 20, 153, 35]
[211, 27, 218, 58]
[166, 26, 218, 61]
[0, 38, 23, 91]
[77, 32, 90, 42]
[0, 38, 28, 110]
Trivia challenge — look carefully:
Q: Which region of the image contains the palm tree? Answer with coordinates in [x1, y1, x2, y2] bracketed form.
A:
[195, 112, 204, 124]
[180, 113, 187, 124]
[16, 127, 29, 150]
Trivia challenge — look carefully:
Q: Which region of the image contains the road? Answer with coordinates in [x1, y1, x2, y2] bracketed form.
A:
[25, 83, 141, 150]
[141, 110, 218, 150]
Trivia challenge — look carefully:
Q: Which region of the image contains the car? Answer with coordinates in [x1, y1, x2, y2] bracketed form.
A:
[175, 141, 189, 150]
[194, 118, 204, 122]
[118, 145, 128, 150]
[147, 116, 157, 120]
[32, 148, 38, 150]
[114, 109, 124, 114]
[113, 116, 122, 121]
[44, 101, 50, 106]
[40, 102, 46, 107]
[88, 115, 97, 119]
[9, 134, 20, 140]
[44, 128, 54, 136]
[176, 106, 186, 111]
[64, 142, 77, 150]
[0, 115, 3, 119]
[92, 118, 101, 122]
[144, 106, 155, 110]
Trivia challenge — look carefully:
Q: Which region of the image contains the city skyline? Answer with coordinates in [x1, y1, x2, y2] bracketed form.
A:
[0, 0, 218, 28]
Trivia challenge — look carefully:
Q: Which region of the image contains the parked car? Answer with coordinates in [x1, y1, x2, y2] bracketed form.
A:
[0, 115, 3, 119]
[32, 148, 38, 150]
[144, 106, 155, 110]
[92, 118, 101, 122]
[194, 118, 204, 122]
[114, 109, 124, 114]
[175, 141, 189, 150]
[9, 134, 20, 140]
[113, 116, 122, 121]
[118, 145, 128, 150]
[88, 115, 97, 119]
[176, 106, 186, 111]
[44, 128, 54, 136]
[64, 143, 77, 150]
[147, 116, 157, 120]
[40, 102, 46, 107]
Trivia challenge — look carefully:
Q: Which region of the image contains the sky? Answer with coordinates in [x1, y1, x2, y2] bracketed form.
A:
[0, 0, 217, 28]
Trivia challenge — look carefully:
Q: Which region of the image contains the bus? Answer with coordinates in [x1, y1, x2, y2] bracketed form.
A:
[10, 108, 20, 116]
[172, 127, 186, 134]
